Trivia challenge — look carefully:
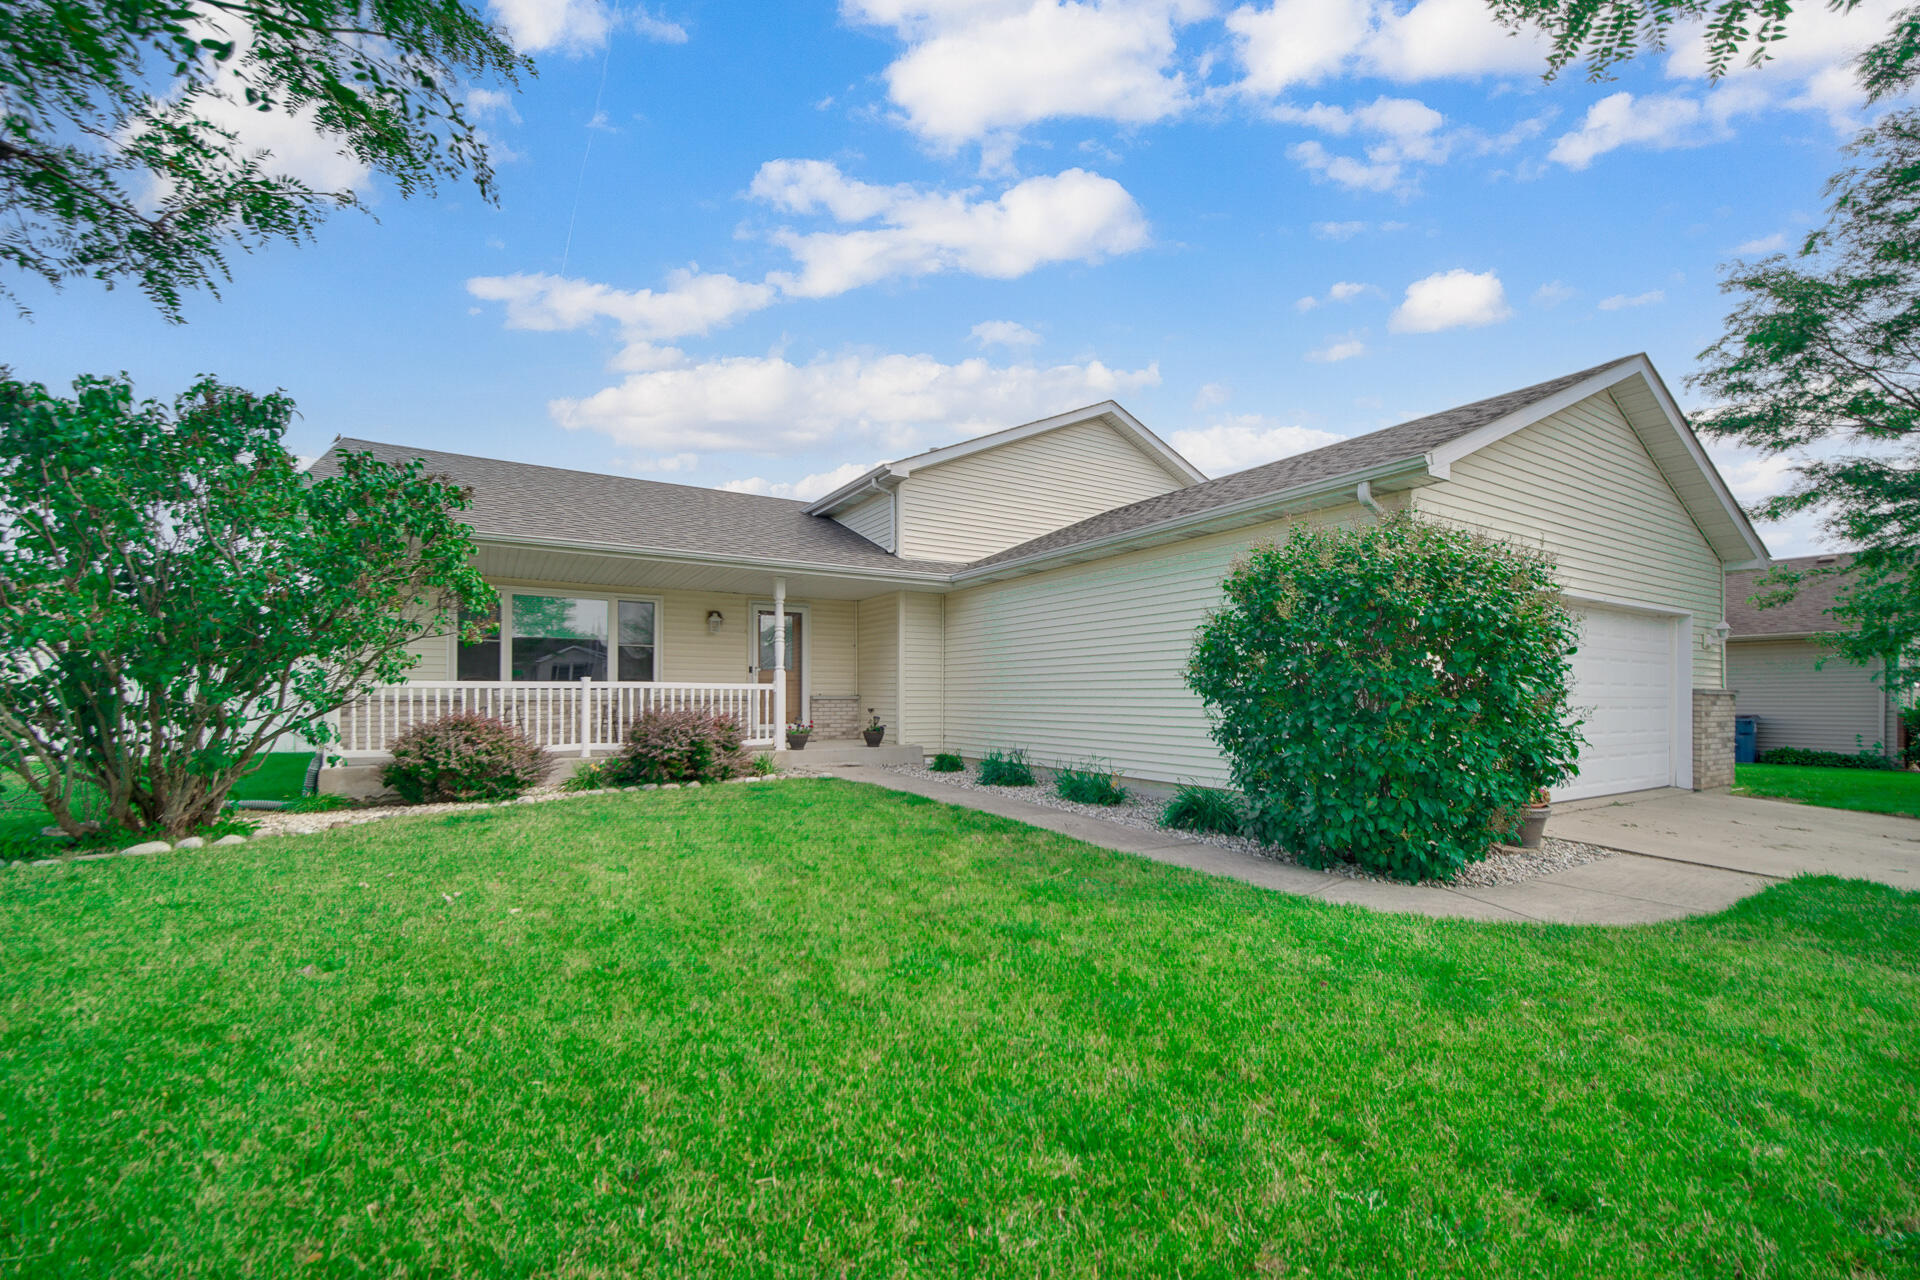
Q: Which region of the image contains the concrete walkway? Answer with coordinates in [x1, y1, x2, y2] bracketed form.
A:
[823, 765, 1910, 924]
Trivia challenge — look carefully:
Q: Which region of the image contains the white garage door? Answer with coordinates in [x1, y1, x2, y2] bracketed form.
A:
[1558, 606, 1679, 800]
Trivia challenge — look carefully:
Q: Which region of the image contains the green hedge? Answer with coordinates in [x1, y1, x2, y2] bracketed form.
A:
[1755, 746, 1900, 771]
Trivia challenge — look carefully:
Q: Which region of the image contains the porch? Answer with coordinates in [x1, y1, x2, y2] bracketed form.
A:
[323, 540, 948, 780]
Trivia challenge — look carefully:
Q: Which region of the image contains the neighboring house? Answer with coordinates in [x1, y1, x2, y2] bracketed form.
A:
[1727, 553, 1905, 759]
[311, 353, 1767, 801]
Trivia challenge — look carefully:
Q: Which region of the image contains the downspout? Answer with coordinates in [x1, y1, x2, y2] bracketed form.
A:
[1355, 480, 1386, 519]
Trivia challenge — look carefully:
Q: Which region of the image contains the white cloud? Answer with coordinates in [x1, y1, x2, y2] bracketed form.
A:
[1192, 381, 1231, 410]
[1169, 415, 1346, 474]
[488, 0, 688, 52]
[1227, 0, 1550, 94]
[1547, 83, 1773, 169]
[1389, 268, 1512, 333]
[721, 461, 877, 500]
[753, 161, 1150, 298]
[470, 161, 1146, 360]
[1312, 219, 1369, 240]
[1274, 95, 1450, 193]
[550, 349, 1161, 454]
[466, 268, 778, 341]
[845, 0, 1203, 153]
[1533, 279, 1576, 307]
[971, 319, 1042, 347]
[1597, 289, 1665, 310]
[1296, 280, 1376, 310]
[1305, 335, 1368, 362]
[1735, 232, 1789, 255]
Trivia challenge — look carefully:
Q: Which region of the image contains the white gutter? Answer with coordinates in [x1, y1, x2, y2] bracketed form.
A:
[471, 532, 956, 586]
[1355, 480, 1385, 518]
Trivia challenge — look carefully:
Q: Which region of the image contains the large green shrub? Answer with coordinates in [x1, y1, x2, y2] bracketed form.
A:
[606, 710, 750, 786]
[1187, 515, 1582, 882]
[382, 713, 546, 804]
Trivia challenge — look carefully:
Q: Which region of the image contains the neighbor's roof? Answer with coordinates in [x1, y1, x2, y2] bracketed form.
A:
[960, 356, 1645, 573]
[308, 438, 967, 576]
[1727, 553, 1860, 637]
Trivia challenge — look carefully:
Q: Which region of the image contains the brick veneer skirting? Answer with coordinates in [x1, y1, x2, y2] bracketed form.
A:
[807, 695, 860, 738]
[1693, 689, 1736, 790]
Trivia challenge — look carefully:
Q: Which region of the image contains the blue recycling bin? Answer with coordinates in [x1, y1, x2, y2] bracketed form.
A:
[1734, 714, 1759, 765]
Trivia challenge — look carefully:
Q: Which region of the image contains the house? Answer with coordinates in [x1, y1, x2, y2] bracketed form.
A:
[1727, 553, 1906, 759]
[311, 353, 1768, 802]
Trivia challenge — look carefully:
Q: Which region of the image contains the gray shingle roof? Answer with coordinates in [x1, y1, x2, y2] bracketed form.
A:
[308, 438, 966, 575]
[961, 355, 1641, 571]
[311, 356, 1643, 581]
[1727, 553, 1860, 636]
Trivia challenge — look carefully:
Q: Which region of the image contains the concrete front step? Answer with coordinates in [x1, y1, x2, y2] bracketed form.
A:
[768, 740, 923, 767]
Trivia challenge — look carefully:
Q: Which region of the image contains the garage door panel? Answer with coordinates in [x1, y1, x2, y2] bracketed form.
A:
[1557, 606, 1678, 800]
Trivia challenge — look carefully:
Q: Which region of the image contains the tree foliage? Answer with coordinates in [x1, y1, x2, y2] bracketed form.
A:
[1690, 109, 1920, 682]
[1187, 516, 1582, 883]
[2, 1, 529, 319]
[0, 371, 493, 836]
[1485, 0, 1920, 96]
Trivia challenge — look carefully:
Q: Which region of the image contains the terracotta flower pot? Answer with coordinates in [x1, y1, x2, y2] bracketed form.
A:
[863, 728, 886, 747]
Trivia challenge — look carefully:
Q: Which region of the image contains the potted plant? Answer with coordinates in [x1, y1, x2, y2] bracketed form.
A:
[1515, 787, 1551, 849]
[862, 709, 886, 747]
[786, 721, 813, 750]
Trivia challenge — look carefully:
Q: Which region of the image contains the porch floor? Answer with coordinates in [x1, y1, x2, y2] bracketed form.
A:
[769, 740, 924, 768]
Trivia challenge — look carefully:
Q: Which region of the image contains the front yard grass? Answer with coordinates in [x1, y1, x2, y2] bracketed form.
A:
[1735, 761, 1920, 819]
[2, 779, 1916, 1277]
[0, 750, 313, 857]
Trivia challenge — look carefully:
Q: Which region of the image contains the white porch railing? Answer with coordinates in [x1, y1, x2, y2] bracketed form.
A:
[334, 680, 779, 756]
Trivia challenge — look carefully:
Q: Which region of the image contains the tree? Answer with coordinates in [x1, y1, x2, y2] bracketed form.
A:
[0, 371, 494, 837]
[1186, 516, 1582, 883]
[2, 1, 530, 320]
[1689, 110, 1920, 684]
[1486, 0, 1920, 96]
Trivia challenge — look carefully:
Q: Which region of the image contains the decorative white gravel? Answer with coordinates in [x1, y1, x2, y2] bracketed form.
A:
[885, 764, 1616, 888]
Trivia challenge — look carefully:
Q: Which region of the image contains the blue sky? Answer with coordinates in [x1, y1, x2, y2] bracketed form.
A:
[5, 0, 1902, 554]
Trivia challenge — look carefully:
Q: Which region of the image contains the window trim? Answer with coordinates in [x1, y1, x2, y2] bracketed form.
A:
[452, 587, 666, 682]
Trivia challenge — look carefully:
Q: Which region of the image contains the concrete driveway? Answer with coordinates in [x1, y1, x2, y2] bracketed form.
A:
[838, 767, 1916, 925]
[1553, 788, 1920, 890]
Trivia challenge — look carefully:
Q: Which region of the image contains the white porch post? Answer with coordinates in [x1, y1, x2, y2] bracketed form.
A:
[772, 576, 788, 753]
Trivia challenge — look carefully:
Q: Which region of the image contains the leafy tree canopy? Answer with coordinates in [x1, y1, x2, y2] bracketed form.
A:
[0, 371, 494, 836]
[1690, 109, 1920, 682]
[2, 1, 530, 320]
[1486, 0, 1920, 96]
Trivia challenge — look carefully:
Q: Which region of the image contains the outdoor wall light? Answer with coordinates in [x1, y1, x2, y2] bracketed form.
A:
[706, 610, 725, 634]
[1702, 619, 1732, 649]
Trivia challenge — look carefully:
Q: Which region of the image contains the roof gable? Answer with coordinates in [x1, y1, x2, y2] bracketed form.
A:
[803, 400, 1203, 516]
[1728, 553, 1859, 637]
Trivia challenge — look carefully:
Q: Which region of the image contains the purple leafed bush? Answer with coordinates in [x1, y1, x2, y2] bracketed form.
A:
[607, 709, 751, 785]
[382, 712, 547, 804]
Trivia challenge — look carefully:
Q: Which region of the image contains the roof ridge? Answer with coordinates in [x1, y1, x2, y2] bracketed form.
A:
[329, 436, 814, 510]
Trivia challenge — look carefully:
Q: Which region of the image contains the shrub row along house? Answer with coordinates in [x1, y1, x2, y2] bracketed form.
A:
[310, 354, 1769, 801]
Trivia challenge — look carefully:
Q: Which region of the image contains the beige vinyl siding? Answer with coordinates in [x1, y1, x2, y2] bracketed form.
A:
[1411, 389, 1727, 687]
[1729, 639, 1895, 756]
[856, 594, 899, 736]
[834, 491, 894, 551]
[897, 420, 1186, 561]
[942, 503, 1376, 786]
[403, 631, 452, 681]
[901, 592, 945, 746]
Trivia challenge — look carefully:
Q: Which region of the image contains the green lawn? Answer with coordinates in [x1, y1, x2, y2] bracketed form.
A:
[0, 750, 312, 857]
[3, 780, 1916, 1278]
[1736, 762, 1920, 819]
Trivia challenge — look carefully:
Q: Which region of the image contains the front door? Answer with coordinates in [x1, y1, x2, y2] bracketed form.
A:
[755, 609, 804, 723]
